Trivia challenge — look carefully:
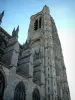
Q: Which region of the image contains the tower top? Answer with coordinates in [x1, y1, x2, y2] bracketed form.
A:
[42, 5, 50, 14]
[28, 5, 50, 40]
[43, 5, 49, 9]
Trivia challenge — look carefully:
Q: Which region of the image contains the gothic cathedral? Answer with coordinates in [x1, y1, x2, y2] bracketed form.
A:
[0, 5, 71, 100]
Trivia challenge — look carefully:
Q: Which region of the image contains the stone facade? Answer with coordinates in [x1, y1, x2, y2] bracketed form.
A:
[0, 5, 71, 100]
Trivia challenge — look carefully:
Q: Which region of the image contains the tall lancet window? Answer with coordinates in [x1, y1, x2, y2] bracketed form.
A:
[32, 88, 40, 100]
[0, 71, 5, 100]
[39, 17, 41, 28]
[34, 20, 38, 30]
[14, 81, 26, 100]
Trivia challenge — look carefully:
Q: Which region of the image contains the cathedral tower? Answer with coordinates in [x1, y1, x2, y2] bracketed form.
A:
[0, 5, 71, 100]
[28, 5, 71, 100]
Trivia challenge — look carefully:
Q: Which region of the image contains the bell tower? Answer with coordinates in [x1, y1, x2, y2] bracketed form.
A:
[27, 6, 45, 85]
[27, 5, 71, 100]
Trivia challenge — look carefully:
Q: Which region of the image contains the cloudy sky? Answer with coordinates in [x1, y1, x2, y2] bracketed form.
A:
[0, 0, 75, 99]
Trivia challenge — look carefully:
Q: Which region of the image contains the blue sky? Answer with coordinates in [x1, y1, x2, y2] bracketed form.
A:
[0, 0, 75, 100]
[0, 0, 75, 43]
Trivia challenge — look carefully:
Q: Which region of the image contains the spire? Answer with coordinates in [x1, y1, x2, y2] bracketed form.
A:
[0, 10, 4, 25]
[12, 25, 19, 37]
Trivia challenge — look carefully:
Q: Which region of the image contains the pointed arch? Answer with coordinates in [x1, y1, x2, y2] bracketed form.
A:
[0, 71, 5, 100]
[32, 88, 40, 100]
[14, 81, 26, 100]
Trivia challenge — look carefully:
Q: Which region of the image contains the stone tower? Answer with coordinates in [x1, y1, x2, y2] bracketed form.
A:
[0, 5, 71, 100]
[28, 5, 71, 100]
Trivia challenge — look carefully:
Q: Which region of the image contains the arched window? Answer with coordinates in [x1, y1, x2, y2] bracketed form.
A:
[14, 81, 26, 100]
[0, 71, 5, 100]
[32, 88, 40, 100]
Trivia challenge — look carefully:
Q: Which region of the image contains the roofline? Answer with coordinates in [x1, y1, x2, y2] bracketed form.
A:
[0, 26, 11, 38]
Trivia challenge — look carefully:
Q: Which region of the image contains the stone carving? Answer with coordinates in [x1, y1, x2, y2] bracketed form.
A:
[12, 25, 19, 37]
[0, 11, 4, 25]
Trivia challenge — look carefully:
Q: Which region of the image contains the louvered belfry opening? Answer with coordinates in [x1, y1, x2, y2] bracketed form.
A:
[34, 17, 42, 31]
[39, 17, 41, 28]
[34, 19, 38, 30]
